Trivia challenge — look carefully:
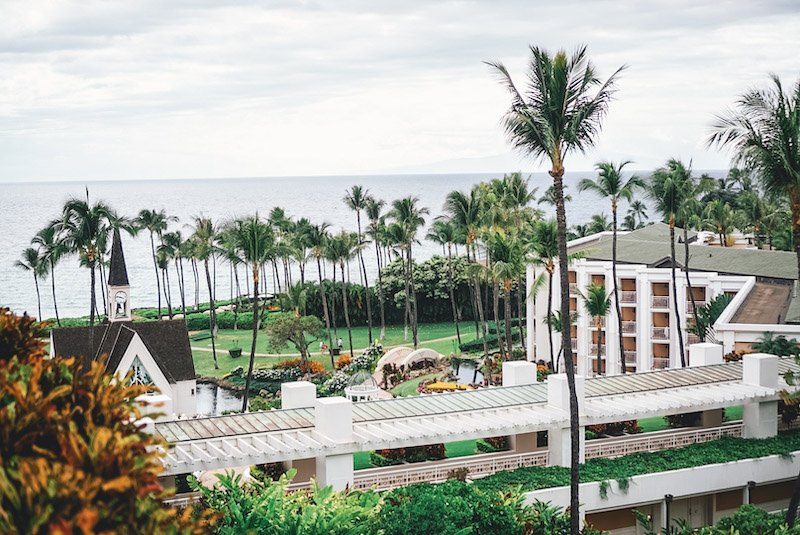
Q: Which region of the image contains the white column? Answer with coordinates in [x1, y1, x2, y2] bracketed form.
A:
[503, 361, 538, 386]
[689, 343, 724, 367]
[314, 397, 354, 490]
[281, 381, 317, 409]
[742, 353, 779, 439]
[546, 374, 585, 467]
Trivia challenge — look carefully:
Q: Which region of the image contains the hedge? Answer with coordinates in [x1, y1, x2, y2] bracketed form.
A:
[459, 330, 521, 353]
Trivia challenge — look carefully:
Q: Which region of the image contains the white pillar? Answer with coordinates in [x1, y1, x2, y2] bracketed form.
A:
[689, 343, 724, 367]
[546, 374, 585, 467]
[281, 381, 317, 409]
[742, 353, 778, 439]
[503, 361, 538, 386]
[314, 397, 353, 490]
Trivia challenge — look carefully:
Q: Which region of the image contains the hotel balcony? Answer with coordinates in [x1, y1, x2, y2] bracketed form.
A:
[651, 326, 670, 340]
[620, 291, 637, 303]
[569, 282, 578, 293]
[589, 317, 605, 328]
[687, 301, 706, 314]
[621, 320, 636, 333]
[687, 333, 701, 345]
[624, 350, 637, 364]
[570, 338, 577, 350]
[651, 296, 670, 308]
[651, 356, 670, 369]
[589, 344, 606, 356]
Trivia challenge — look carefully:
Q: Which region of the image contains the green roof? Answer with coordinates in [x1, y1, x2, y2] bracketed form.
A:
[786, 295, 800, 324]
[570, 223, 798, 281]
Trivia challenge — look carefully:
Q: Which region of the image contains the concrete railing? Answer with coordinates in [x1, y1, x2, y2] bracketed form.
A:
[621, 321, 636, 333]
[585, 422, 743, 460]
[651, 296, 670, 308]
[620, 291, 636, 303]
[651, 326, 670, 340]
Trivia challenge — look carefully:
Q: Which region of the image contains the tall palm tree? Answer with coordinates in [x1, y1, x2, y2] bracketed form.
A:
[575, 283, 611, 376]
[230, 214, 274, 412]
[538, 184, 572, 207]
[16, 247, 45, 320]
[488, 45, 623, 534]
[527, 220, 559, 370]
[427, 219, 463, 345]
[32, 225, 66, 326]
[191, 216, 220, 370]
[649, 159, 692, 366]
[304, 223, 336, 368]
[389, 196, 429, 348]
[704, 200, 737, 246]
[366, 197, 387, 340]
[162, 231, 187, 318]
[708, 74, 800, 283]
[328, 231, 357, 357]
[485, 229, 528, 358]
[156, 246, 174, 319]
[136, 209, 177, 319]
[627, 200, 649, 228]
[578, 160, 643, 374]
[344, 185, 374, 343]
[59, 198, 115, 326]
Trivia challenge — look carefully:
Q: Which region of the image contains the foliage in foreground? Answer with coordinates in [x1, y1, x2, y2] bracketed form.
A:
[0, 308, 211, 534]
[474, 433, 800, 494]
[637, 504, 800, 535]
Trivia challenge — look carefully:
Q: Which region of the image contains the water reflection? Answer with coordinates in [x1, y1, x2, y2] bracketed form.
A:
[449, 360, 484, 385]
[196, 383, 244, 416]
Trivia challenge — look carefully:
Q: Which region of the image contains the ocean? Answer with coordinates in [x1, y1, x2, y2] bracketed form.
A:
[1, 172, 654, 319]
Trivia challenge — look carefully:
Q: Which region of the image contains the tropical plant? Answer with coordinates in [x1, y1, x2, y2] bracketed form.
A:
[0, 308, 209, 534]
[15, 247, 45, 321]
[427, 219, 463, 345]
[753, 332, 800, 356]
[304, 223, 336, 368]
[579, 160, 644, 374]
[686, 294, 734, 343]
[32, 225, 67, 326]
[344, 185, 374, 343]
[265, 312, 325, 372]
[190, 216, 220, 369]
[575, 283, 611, 375]
[649, 159, 693, 366]
[489, 45, 623, 532]
[627, 199, 649, 228]
[136, 209, 177, 320]
[484, 229, 528, 358]
[366, 197, 388, 339]
[327, 232, 358, 357]
[488, 44, 624, 533]
[708, 74, 800, 281]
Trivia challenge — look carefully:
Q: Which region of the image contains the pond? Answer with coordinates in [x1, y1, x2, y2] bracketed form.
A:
[449, 359, 484, 385]
[196, 382, 245, 416]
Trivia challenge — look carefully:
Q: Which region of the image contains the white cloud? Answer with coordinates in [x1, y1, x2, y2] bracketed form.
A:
[1, 0, 799, 181]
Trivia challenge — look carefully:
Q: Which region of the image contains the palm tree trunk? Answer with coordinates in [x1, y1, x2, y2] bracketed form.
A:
[467, 245, 480, 338]
[597, 322, 603, 375]
[670, 215, 686, 367]
[176, 260, 186, 318]
[330, 264, 338, 337]
[401, 248, 411, 342]
[340, 262, 354, 357]
[34, 274, 42, 321]
[192, 259, 199, 310]
[89, 263, 96, 327]
[791, 194, 800, 283]
[447, 243, 462, 345]
[50, 259, 61, 326]
[517, 275, 525, 352]
[150, 232, 162, 319]
[204, 259, 219, 370]
[551, 164, 581, 535]
[316, 256, 336, 369]
[611, 202, 626, 375]
[359, 250, 373, 343]
[547, 269, 555, 371]
[684, 224, 701, 342]
[242, 263, 261, 413]
[162, 268, 173, 319]
[407, 241, 419, 348]
[374, 240, 386, 340]
[233, 265, 241, 330]
[472, 243, 491, 385]
[493, 281, 505, 361]
[504, 280, 513, 358]
[99, 264, 107, 314]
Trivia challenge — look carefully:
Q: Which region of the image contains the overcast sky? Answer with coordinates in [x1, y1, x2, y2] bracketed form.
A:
[1, 0, 799, 183]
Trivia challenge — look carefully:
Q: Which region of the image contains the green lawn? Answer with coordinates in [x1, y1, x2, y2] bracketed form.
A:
[389, 373, 441, 397]
[636, 405, 744, 433]
[191, 321, 476, 378]
[353, 439, 480, 470]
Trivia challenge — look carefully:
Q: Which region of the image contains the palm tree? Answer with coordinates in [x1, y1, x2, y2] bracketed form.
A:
[304, 223, 336, 368]
[230, 214, 274, 412]
[59, 198, 115, 326]
[538, 184, 572, 207]
[627, 200, 649, 228]
[389, 196, 429, 348]
[704, 200, 737, 246]
[649, 159, 692, 367]
[162, 231, 187, 318]
[136, 209, 176, 319]
[16, 247, 45, 320]
[344, 185, 374, 343]
[578, 160, 643, 374]
[32, 225, 66, 326]
[156, 246, 174, 319]
[485, 229, 528, 358]
[191, 216, 220, 370]
[366, 197, 388, 340]
[488, 45, 623, 534]
[545, 310, 578, 370]
[575, 283, 612, 376]
[708, 74, 800, 283]
[427, 219, 462, 345]
[328, 231, 357, 357]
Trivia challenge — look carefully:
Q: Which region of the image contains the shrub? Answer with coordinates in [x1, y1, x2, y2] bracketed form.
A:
[477, 436, 510, 453]
[664, 412, 701, 428]
[342, 351, 379, 374]
[250, 462, 286, 482]
[323, 371, 349, 395]
[459, 330, 521, 353]
[0, 309, 210, 533]
[276, 359, 325, 374]
[587, 420, 640, 436]
[370, 450, 405, 467]
[336, 355, 351, 370]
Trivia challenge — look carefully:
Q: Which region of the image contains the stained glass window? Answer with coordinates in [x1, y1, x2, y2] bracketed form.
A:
[129, 356, 153, 386]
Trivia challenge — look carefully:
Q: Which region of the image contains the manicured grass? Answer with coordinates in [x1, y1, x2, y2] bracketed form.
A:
[636, 405, 744, 434]
[354, 452, 372, 470]
[191, 321, 476, 378]
[444, 440, 479, 459]
[390, 373, 441, 397]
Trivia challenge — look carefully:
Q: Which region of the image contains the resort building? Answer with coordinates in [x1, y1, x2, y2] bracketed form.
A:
[50, 229, 197, 416]
[526, 223, 800, 376]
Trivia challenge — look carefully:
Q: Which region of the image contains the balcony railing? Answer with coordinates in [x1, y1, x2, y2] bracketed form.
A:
[570, 338, 577, 350]
[590, 344, 606, 356]
[651, 326, 670, 340]
[569, 282, 578, 292]
[652, 356, 670, 369]
[651, 295, 670, 308]
[620, 291, 637, 303]
[585, 422, 743, 460]
[589, 317, 605, 328]
[621, 321, 636, 333]
[687, 300, 706, 314]
[687, 334, 701, 345]
[623, 350, 637, 364]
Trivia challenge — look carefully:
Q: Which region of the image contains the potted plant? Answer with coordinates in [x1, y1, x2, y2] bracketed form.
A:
[229, 339, 242, 359]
